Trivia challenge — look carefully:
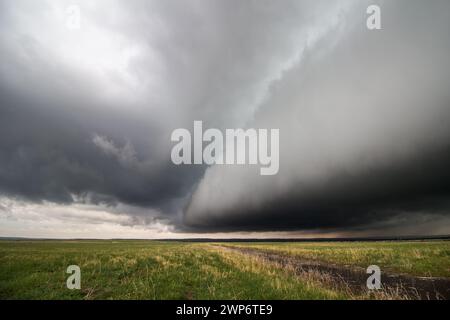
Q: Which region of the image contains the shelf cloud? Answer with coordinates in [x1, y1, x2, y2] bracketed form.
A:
[1, 0, 450, 237]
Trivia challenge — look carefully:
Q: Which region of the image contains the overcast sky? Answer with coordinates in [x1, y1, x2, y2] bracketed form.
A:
[1, 0, 450, 239]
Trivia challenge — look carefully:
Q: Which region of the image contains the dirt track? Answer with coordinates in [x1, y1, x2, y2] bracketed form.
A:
[217, 246, 450, 300]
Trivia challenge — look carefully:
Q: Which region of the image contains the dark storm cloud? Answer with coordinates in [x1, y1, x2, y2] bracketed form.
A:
[0, 84, 201, 210]
[0, 0, 336, 228]
[185, 0, 450, 234]
[1, 0, 450, 236]
[184, 146, 450, 232]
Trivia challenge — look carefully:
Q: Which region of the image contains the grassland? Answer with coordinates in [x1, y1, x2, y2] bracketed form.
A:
[0, 240, 448, 300]
[223, 240, 450, 278]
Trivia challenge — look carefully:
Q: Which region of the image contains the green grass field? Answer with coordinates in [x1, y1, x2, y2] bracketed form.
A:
[0, 240, 449, 300]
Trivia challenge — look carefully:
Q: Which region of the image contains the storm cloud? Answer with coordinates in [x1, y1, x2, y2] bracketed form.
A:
[0, 0, 450, 237]
[184, 0, 450, 233]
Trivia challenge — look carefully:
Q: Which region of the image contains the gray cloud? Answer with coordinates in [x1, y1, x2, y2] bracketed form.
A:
[184, 0, 450, 234]
[0, 0, 449, 237]
[0, 0, 332, 227]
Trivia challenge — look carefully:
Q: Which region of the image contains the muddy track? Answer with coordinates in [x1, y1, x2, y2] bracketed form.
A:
[217, 246, 450, 300]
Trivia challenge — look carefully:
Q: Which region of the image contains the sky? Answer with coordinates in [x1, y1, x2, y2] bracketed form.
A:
[1, 0, 450, 239]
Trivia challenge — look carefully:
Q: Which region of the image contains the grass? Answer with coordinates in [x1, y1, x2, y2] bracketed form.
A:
[0, 240, 448, 300]
[0, 240, 343, 300]
[223, 241, 450, 277]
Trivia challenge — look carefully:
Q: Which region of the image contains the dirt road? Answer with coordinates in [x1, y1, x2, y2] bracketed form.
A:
[217, 246, 450, 300]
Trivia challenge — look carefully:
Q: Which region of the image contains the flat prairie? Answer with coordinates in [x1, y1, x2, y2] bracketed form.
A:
[0, 240, 449, 300]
